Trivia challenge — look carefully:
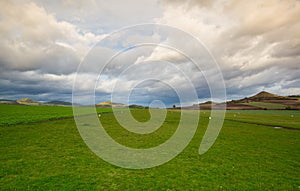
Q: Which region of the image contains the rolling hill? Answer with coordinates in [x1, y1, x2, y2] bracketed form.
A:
[180, 91, 300, 110]
[0, 98, 73, 106]
[231, 91, 300, 110]
[16, 98, 41, 105]
[96, 101, 127, 108]
[45, 101, 72, 106]
[225, 91, 299, 110]
[1, 91, 299, 110]
[0, 99, 18, 105]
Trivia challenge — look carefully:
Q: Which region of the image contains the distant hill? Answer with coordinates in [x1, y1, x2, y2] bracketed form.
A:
[96, 101, 127, 108]
[0, 98, 126, 108]
[0, 98, 73, 106]
[237, 91, 289, 102]
[0, 99, 18, 105]
[129, 104, 146, 109]
[227, 91, 300, 110]
[16, 98, 41, 105]
[251, 91, 277, 98]
[181, 91, 300, 110]
[227, 91, 300, 109]
[1, 91, 299, 110]
[45, 101, 72, 106]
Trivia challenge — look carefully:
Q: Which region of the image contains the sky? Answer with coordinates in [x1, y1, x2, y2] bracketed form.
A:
[0, 0, 299, 106]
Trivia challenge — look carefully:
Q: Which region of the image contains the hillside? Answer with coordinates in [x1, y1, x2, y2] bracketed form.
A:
[16, 98, 40, 105]
[96, 101, 127, 108]
[0, 99, 18, 105]
[180, 91, 300, 110]
[45, 101, 72, 106]
[237, 91, 289, 102]
[1, 91, 299, 110]
[0, 98, 74, 106]
[226, 91, 300, 110]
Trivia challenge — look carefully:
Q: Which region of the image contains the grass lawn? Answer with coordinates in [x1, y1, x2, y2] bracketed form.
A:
[224, 110, 300, 129]
[0, 104, 112, 126]
[0, 108, 299, 190]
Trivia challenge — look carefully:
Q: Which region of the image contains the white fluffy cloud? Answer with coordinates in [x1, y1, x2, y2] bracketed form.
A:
[157, 0, 300, 96]
[0, 1, 105, 74]
[0, 0, 299, 104]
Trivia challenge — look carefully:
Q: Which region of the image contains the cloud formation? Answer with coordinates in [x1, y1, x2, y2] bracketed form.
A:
[158, 0, 300, 97]
[0, 0, 299, 105]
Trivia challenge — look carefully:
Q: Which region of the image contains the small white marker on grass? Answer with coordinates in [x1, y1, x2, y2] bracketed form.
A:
[98, 114, 101, 117]
[209, 116, 212, 120]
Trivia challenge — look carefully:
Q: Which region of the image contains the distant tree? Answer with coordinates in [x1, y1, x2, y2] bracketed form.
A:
[285, 106, 292, 110]
[173, 105, 176, 109]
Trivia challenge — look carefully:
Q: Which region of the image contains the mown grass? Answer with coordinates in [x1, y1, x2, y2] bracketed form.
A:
[0, 108, 300, 190]
[224, 110, 300, 129]
[0, 104, 73, 126]
[242, 102, 286, 109]
[0, 104, 112, 126]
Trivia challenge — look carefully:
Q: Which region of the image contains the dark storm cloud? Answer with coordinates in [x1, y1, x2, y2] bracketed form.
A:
[159, 0, 300, 98]
[0, 0, 299, 104]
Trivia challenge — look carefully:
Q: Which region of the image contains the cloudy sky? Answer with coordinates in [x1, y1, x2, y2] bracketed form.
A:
[0, 0, 299, 106]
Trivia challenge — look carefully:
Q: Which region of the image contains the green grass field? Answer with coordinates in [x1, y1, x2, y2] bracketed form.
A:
[0, 104, 73, 126]
[0, 104, 113, 126]
[0, 104, 300, 190]
[225, 110, 300, 129]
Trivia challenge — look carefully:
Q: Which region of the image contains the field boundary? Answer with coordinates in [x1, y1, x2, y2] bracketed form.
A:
[225, 118, 300, 131]
[0, 112, 112, 127]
